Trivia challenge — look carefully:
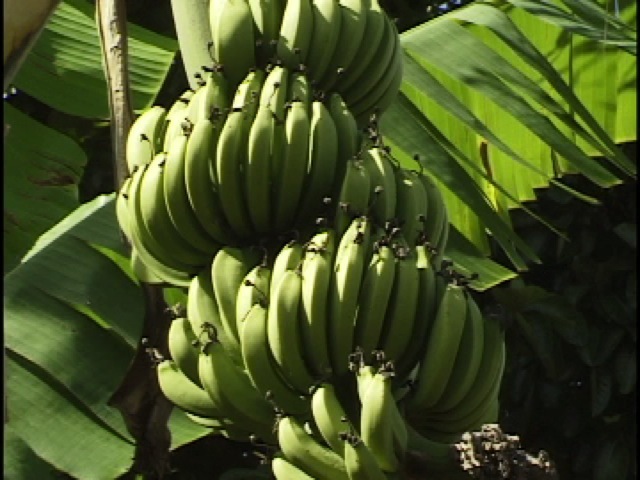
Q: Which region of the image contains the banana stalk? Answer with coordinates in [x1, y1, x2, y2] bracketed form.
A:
[170, 0, 214, 90]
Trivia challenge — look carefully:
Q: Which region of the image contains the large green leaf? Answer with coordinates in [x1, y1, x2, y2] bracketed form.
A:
[384, 0, 636, 268]
[4, 104, 86, 274]
[11, 0, 178, 118]
[4, 195, 211, 478]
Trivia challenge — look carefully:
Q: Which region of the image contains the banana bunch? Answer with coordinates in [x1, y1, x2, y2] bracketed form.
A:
[207, 0, 403, 124]
[404, 285, 507, 444]
[118, 66, 364, 284]
[120, 6, 508, 471]
[152, 199, 503, 478]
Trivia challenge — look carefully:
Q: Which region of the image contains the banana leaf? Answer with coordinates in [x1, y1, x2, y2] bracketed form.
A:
[4, 104, 86, 274]
[384, 0, 636, 267]
[11, 0, 178, 118]
[3, 196, 211, 479]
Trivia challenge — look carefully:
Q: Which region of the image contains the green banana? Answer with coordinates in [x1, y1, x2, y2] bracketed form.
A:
[215, 109, 255, 239]
[418, 171, 449, 255]
[248, 0, 284, 64]
[129, 248, 165, 284]
[139, 152, 214, 265]
[359, 368, 401, 472]
[352, 241, 396, 364]
[327, 93, 360, 191]
[126, 106, 166, 174]
[422, 371, 502, 437]
[405, 423, 459, 472]
[187, 268, 239, 362]
[236, 262, 271, 335]
[163, 131, 223, 258]
[269, 240, 304, 300]
[184, 82, 206, 124]
[246, 105, 276, 233]
[311, 383, 351, 456]
[333, 158, 372, 239]
[260, 66, 289, 188]
[299, 229, 336, 377]
[394, 167, 428, 247]
[334, 0, 385, 93]
[287, 71, 312, 107]
[408, 282, 469, 411]
[126, 164, 200, 277]
[277, 415, 349, 480]
[240, 303, 311, 415]
[425, 314, 505, 422]
[393, 246, 438, 379]
[351, 35, 403, 122]
[184, 115, 239, 246]
[364, 147, 397, 228]
[430, 292, 485, 413]
[356, 365, 408, 465]
[320, 0, 368, 91]
[211, 246, 262, 351]
[343, 434, 388, 480]
[260, 65, 289, 120]
[273, 101, 311, 231]
[163, 90, 194, 152]
[306, 0, 342, 85]
[341, 13, 398, 110]
[198, 67, 231, 122]
[276, 0, 314, 69]
[209, 0, 256, 87]
[267, 269, 317, 394]
[296, 101, 339, 225]
[127, 232, 193, 287]
[379, 237, 420, 365]
[233, 68, 266, 124]
[185, 412, 251, 432]
[335, 0, 386, 94]
[116, 176, 133, 241]
[168, 317, 202, 387]
[198, 338, 277, 440]
[329, 217, 371, 377]
[156, 359, 221, 418]
[272, 453, 315, 480]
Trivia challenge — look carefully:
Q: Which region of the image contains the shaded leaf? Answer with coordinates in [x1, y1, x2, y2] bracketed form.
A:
[4, 104, 86, 273]
[593, 436, 630, 480]
[491, 283, 552, 312]
[516, 312, 567, 380]
[3, 426, 62, 479]
[4, 195, 211, 478]
[6, 352, 135, 479]
[613, 222, 636, 249]
[613, 345, 636, 395]
[578, 324, 626, 367]
[590, 366, 613, 417]
[523, 294, 589, 347]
